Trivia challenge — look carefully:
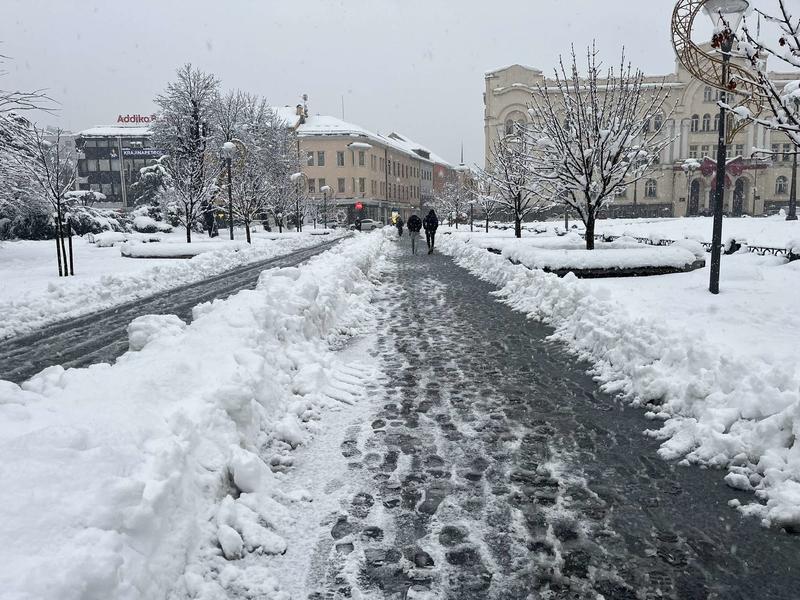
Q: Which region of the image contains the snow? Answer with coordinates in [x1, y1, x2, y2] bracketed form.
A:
[0, 229, 389, 599]
[120, 240, 247, 258]
[0, 228, 345, 340]
[440, 215, 800, 530]
[77, 126, 151, 137]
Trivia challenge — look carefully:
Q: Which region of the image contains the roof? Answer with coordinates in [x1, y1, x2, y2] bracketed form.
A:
[270, 105, 302, 128]
[383, 131, 454, 167]
[297, 114, 378, 138]
[485, 63, 543, 76]
[77, 126, 151, 138]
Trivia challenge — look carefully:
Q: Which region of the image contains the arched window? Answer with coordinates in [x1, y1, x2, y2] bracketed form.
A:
[713, 114, 720, 131]
[645, 179, 658, 198]
[704, 86, 713, 102]
[702, 114, 711, 131]
[691, 114, 699, 132]
[504, 119, 514, 135]
[504, 111, 526, 136]
[653, 114, 663, 131]
[776, 176, 788, 195]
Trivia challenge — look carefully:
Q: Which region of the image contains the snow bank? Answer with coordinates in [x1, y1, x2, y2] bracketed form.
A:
[0, 233, 343, 340]
[120, 240, 247, 258]
[439, 234, 800, 530]
[501, 245, 697, 271]
[0, 230, 388, 599]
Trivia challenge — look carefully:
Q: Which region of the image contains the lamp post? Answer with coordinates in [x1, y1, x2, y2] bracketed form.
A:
[290, 171, 306, 232]
[672, 0, 752, 294]
[221, 141, 237, 240]
[682, 158, 700, 215]
[789, 98, 799, 221]
[320, 185, 332, 229]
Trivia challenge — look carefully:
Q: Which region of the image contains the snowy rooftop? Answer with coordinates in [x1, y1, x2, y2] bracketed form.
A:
[384, 131, 454, 168]
[270, 106, 302, 128]
[77, 126, 152, 138]
[485, 63, 543, 76]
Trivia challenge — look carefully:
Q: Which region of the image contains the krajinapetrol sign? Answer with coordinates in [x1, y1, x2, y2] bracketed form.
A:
[122, 147, 164, 158]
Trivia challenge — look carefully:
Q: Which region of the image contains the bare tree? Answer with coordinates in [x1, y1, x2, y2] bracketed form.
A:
[732, 2, 800, 148]
[262, 117, 301, 233]
[11, 126, 77, 275]
[526, 46, 673, 248]
[480, 130, 553, 238]
[433, 172, 470, 228]
[151, 64, 221, 242]
[473, 177, 499, 233]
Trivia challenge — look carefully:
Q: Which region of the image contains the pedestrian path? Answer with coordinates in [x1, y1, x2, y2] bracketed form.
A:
[304, 236, 800, 599]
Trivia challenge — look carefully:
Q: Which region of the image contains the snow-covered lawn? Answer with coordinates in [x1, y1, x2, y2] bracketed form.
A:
[0, 227, 344, 340]
[441, 215, 800, 530]
[0, 229, 390, 599]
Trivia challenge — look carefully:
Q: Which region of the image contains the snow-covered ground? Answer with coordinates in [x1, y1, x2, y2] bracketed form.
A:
[0, 229, 390, 600]
[0, 227, 343, 340]
[441, 215, 800, 529]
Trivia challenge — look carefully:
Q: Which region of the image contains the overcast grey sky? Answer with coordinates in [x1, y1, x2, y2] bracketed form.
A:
[2, 0, 780, 165]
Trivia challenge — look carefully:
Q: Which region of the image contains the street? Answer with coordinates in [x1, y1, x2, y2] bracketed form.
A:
[300, 234, 800, 599]
[0, 237, 342, 383]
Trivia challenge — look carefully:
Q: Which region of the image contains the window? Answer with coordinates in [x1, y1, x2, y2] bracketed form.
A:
[645, 179, 657, 198]
[735, 144, 744, 157]
[371, 180, 376, 194]
[337, 177, 345, 193]
[776, 176, 788, 194]
[702, 114, 711, 131]
[713, 114, 719, 131]
[110, 159, 120, 171]
[308, 179, 316, 193]
[784, 144, 792, 162]
[318, 178, 326, 191]
[701, 145, 709, 157]
[336, 151, 345, 167]
[359, 177, 365, 193]
[371, 155, 376, 170]
[691, 115, 699, 132]
[317, 151, 325, 166]
[704, 86, 713, 102]
[654, 114, 663, 131]
[307, 151, 314, 166]
[504, 119, 514, 135]
[689, 145, 698, 159]
[98, 159, 110, 171]
[358, 151, 365, 166]
[772, 144, 780, 158]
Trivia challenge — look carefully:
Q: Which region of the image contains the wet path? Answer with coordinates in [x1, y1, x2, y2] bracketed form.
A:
[305, 236, 799, 599]
[0, 237, 341, 384]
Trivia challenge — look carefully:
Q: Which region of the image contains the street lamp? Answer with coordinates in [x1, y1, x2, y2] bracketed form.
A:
[221, 141, 237, 240]
[789, 98, 800, 221]
[290, 171, 307, 232]
[682, 157, 701, 215]
[672, 0, 750, 294]
[320, 185, 332, 229]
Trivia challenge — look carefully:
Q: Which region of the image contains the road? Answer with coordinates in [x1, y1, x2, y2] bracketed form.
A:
[0, 237, 342, 384]
[304, 235, 800, 600]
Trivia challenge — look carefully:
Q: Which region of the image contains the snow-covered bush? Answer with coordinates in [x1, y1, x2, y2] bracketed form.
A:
[671, 238, 706, 261]
[67, 205, 125, 236]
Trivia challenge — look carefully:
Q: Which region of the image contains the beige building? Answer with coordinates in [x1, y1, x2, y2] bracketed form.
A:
[484, 54, 797, 218]
[275, 106, 453, 223]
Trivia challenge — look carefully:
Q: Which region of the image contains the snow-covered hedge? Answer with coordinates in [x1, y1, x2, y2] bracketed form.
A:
[0, 231, 387, 598]
[120, 240, 246, 258]
[500, 245, 697, 272]
[132, 215, 173, 234]
[439, 234, 800, 530]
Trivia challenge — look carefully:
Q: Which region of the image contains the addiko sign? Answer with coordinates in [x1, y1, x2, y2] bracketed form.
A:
[116, 114, 157, 124]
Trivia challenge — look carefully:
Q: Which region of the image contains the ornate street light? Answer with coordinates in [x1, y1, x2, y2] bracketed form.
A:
[290, 171, 307, 233]
[671, 0, 758, 294]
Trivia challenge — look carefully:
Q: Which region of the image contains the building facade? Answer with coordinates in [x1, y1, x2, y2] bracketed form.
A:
[484, 56, 796, 218]
[74, 126, 160, 208]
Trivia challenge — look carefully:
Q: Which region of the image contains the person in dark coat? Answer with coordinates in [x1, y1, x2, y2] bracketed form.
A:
[395, 216, 404, 237]
[407, 214, 422, 255]
[423, 209, 439, 254]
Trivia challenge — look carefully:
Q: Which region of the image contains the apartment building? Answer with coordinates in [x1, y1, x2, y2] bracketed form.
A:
[484, 51, 796, 218]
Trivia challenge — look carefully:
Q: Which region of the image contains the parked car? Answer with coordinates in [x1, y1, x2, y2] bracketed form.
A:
[349, 219, 383, 231]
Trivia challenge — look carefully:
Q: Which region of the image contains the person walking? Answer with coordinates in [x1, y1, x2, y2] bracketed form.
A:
[423, 209, 439, 254]
[395, 215, 404, 237]
[407, 213, 422, 255]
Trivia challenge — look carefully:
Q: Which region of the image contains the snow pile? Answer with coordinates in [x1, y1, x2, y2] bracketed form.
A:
[439, 234, 800, 530]
[120, 240, 247, 258]
[0, 231, 387, 599]
[501, 244, 697, 272]
[132, 215, 172, 234]
[0, 233, 343, 340]
[90, 231, 162, 247]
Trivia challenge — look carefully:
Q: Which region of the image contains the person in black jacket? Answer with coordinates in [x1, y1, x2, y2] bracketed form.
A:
[395, 215, 404, 237]
[407, 214, 422, 255]
[423, 209, 439, 254]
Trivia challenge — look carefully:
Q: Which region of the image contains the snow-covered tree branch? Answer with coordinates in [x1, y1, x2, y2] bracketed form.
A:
[525, 45, 674, 249]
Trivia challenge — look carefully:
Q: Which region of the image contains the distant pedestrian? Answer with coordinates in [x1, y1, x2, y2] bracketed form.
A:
[354, 217, 362, 231]
[423, 209, 439, 254]
[396, 216, 404, 237]
[407, 214, 423, 255]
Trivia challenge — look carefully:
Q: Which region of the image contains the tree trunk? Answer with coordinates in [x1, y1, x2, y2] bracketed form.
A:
[585, 214, 595, 250]
[485, 216, 489, 233]
[186, 224, 192, 243]
[245, 219, 252, 244]
[67, 219, 74, 275]
[514, 215, 522, 238]
[55, 228, 63, 277]
[58, 214, 69, 276]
